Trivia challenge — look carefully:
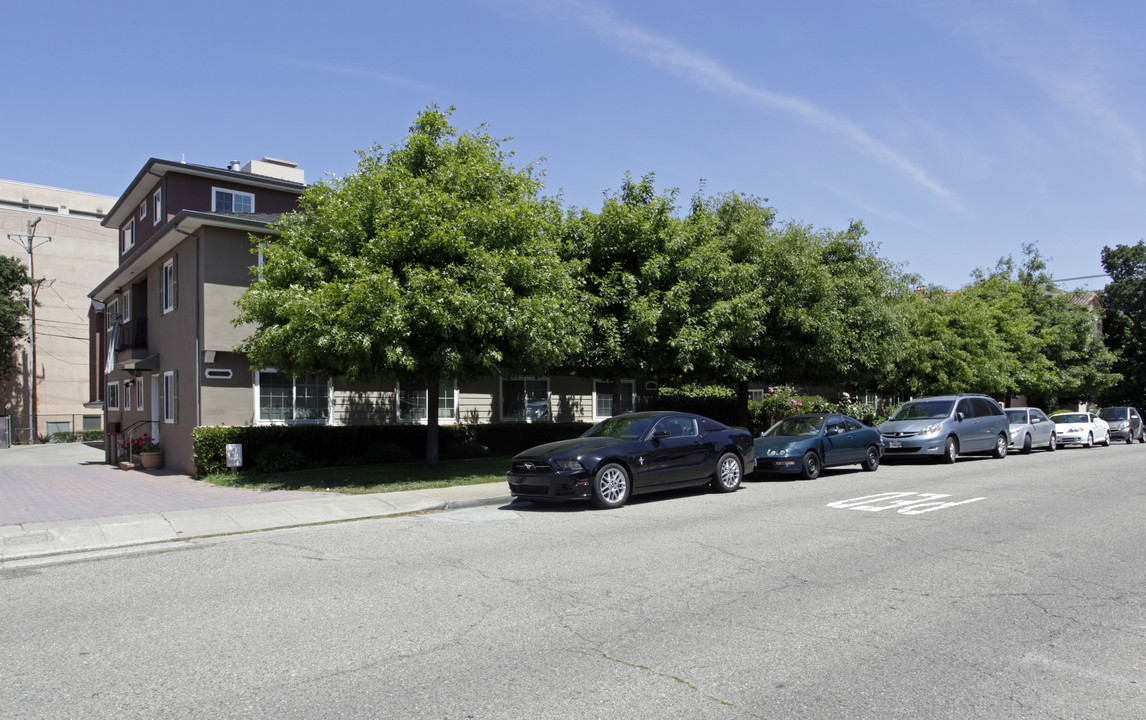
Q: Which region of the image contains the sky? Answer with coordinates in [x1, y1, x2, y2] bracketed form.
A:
[6, 0, 1144, 290]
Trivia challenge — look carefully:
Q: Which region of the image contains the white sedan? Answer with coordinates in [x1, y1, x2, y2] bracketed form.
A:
[1050, 412, 1111, 448]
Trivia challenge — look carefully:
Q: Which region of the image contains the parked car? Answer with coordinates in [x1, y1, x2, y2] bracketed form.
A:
[1004, 407, 1057, 453]
[506, 411, 756, 509]
[1097, 406, 1144, 444]
[1050, 412, 1111, 448]
[879, 394, 1010, 463]
[754, 413, 882, 480]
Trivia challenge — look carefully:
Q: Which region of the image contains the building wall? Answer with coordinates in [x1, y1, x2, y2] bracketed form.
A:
[0, 180, 117, 442]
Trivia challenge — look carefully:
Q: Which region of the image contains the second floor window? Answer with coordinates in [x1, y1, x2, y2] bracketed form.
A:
[162, 256, 177, 313]
[153, 189, 162, 225]
[121, 219, 135, 254]
[213, 188, 255, 213]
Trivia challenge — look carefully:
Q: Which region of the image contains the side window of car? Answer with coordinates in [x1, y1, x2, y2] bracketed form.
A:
[844, 419, 861, 432]
[826, 422, 844, 436]
[1033, 409, 1048, 422]
[956, 399, 975, 419]
[971, 398, 998, 418]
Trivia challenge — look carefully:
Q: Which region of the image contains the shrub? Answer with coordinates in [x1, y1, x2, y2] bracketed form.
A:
[655, 384, 738, 426]
[254, 444, 305, 474]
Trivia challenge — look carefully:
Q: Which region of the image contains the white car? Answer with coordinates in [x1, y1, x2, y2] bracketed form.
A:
[1050, 412, 1111, 448]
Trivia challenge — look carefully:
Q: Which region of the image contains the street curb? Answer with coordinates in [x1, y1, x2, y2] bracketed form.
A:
[1, 493, 514, 565]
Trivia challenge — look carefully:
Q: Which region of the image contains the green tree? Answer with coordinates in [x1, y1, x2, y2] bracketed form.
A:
[0, 255, 29, 381]
[235, 107, 586, 466]
[1100, 240, 1146, 408]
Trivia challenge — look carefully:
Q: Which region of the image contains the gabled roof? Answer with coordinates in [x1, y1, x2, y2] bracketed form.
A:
[101, 158, 305, 229]
[90, 210, 281, 301]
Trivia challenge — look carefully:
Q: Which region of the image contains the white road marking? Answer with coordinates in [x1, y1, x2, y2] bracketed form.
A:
[827, 492, 985, 514]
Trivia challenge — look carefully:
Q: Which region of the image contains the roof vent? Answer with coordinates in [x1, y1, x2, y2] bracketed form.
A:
[228, 160, 241, 171]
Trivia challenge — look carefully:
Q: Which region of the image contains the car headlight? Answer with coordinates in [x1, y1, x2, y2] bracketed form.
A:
[918, 423, 943, 436]
[1009, 427, 1023, 438]
[554, 460, 584, 472]
[766, 448, 789, 457]
[1114, 421, 1129, 430]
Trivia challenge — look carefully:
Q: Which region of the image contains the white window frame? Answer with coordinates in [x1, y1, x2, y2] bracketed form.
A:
[161, 256, 177, 314]
[106, 298, 119, 330]
[121, 218, 135, 254]
[153, 188, 162, 225]
[137, 377, 145, 411]
[593, 379, 636, 420]
[162, 370, 177, 423]
[212, 187, 255, 214]
[106, 381, 119, 411]
[500, 377, 550, 423]
[123, 381, 133, 412]
[254, 370, 332, 425]
[396, 379, 458, 424]
[121, 289, 132, 324]
[139, 200, 147, 221]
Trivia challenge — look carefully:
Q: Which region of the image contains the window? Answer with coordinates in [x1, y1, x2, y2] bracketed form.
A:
[139, 201, 147, 221]
[83, 415, 101, 431]
[121, 218, 135, 253]
[121, 289, 132, 323]
[123, 382, 133, 411]
[46, 420, 70, 436]
[653, 416, 698, 438]
[161, 256, 177, 313]
[137, 378, 144, 411]
[162, 371, 177, 423]
[594, 380, 635, 418]
[501, 378, 549, 422]
[153, 189, 162, 225]
[213, 188, 255, 213]
[106, 298, 119, 330]
[256, 371, 330, 424]
[397, 380, 457, 422]
[107, 381, 119, 411]
[748, 388, 765, 402]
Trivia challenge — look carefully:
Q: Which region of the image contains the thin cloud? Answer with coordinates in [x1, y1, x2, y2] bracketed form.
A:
[925, 1, 1145, 180]
[499, 0, 958, 206]
[264, 56, 438, 93]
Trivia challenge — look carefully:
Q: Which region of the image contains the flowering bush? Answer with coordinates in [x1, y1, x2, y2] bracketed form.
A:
[120, 435, 160, 454]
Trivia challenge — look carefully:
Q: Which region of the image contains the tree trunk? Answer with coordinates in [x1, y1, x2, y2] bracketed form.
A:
[424, 372, 441, 469]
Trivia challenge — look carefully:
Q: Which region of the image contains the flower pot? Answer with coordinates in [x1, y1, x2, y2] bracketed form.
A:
[139, 451, 163, 470]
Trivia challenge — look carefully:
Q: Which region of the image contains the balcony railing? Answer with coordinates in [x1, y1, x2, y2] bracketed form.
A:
[115, 317, 147, 351]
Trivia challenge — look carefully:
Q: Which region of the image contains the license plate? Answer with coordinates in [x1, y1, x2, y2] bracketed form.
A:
[888, 440, 902, 449]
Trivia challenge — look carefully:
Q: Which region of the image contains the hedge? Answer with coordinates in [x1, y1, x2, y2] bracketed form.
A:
[192, 422, 594, 476]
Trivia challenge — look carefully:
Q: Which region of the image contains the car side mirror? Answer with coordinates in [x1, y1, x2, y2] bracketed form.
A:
[652, 430, 671, 441]
[957, 412, 965, 422]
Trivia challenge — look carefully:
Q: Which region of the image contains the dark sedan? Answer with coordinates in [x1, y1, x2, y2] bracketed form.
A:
[754, 413, 882, 479]
[506, 411, 756, 509]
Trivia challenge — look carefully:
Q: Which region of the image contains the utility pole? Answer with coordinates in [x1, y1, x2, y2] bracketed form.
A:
[7, 216, 51, 444]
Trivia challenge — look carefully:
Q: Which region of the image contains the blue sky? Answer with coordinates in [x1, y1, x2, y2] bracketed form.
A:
[7, 0, 1143, 289]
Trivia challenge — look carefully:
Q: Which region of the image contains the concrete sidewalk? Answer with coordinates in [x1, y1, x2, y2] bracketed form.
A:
[0, 443, 513, 564]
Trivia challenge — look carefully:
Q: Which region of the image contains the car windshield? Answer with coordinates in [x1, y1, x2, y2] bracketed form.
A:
[1098, 408, 1127, 420]
[1004, 410, 1028, 423]
[890, 400, 954, 421]
[582, 415, 656, 440]
[1053, 413, 1087, 424]
[763, 416, 824, 437]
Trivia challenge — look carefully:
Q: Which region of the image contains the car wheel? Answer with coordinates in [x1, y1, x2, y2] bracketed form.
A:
[1102, 431, 1111, 447]
[861, 446, 880, 472]
[800, 451, 821, 480]
[1047, 433, 1056, 452]
[591, 463, 630, 509]
[941, 436, 959, 464]
[1021, 433, 1032, 454]
[1084, 432, 1093, 448]
[1127, 433, 1135, 445]
[711, 452, 743, 493]
[992, 433, 1008, 459]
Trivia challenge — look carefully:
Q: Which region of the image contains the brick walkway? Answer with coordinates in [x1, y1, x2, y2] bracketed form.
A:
[0, 444, 330, 526]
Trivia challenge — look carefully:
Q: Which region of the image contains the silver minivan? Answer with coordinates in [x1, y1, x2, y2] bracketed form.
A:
[879, 394, 1010, 464]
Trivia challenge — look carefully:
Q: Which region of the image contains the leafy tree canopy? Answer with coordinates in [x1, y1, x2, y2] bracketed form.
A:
[0, 255, 28, 382]
[1100, 240, 1146, 407]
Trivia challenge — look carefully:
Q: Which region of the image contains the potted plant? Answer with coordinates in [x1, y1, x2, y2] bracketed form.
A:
[136, 435, 163, 470]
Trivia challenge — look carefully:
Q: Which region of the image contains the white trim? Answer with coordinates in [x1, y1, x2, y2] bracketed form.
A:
[121, 288, 132, 324]
[204, 368, 233, 380]
[153, 188, 162, 226]
[592, 379, 636, 420]
[396, 379, 458, 424]
[162, 370, 177, 423]
[106, 381, 119, 411]
[121, 218, 135, 254]
[161, 256, 177, 314]
[139, 200, 147, 221]
[212, 187, 255, 214]
[254, 370, 331, 425]
[137, 376, 145, 411]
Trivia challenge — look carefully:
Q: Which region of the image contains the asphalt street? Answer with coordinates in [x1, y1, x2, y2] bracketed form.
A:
[2, 440, 1143, 719]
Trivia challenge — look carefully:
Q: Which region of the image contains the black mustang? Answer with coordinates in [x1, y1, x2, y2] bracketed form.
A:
[506, 411, 756, 509]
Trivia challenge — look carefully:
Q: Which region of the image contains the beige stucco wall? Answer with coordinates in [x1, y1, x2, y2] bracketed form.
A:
[0, 180, 118, 441]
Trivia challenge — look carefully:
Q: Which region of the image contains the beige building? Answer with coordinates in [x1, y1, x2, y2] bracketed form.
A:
[0, 180, 118, 444]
